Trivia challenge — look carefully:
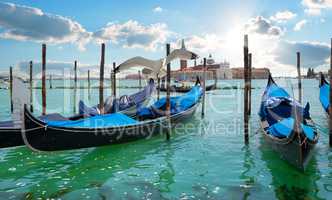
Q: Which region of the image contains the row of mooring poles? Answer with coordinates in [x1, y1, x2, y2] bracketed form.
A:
[10, 43, 115, 117]
[330, 38, 332, 147]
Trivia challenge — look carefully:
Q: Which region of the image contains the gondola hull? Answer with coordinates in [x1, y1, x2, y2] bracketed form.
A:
[259, 74, 318, 171]
[260, 122, 317, 170]
[0, 128, 23, 148]
[22, 103, 199, 151]
[0, 95, 150, 149]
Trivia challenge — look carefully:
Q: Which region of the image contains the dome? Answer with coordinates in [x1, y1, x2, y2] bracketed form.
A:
[206, 54, 215, 65]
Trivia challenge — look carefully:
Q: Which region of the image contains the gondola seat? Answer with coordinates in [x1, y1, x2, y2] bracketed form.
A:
[137, 86, 202, 118]
[44, 113, 138, 128]
[267, 118, 315, 141]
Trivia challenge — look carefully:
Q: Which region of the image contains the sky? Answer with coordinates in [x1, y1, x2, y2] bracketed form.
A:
[0, 0, 332, 77]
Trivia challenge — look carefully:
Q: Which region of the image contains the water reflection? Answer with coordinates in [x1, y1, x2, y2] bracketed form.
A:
[260, 140, 322, 200]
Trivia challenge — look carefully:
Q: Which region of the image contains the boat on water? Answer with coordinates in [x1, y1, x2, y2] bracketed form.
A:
[258, 74, 318, 170]
[79, 78, 155, 117]
[319, 73, 329, 114]
[159, 83, 216, 93]
[0, 81, 155, 149]
[21, 85, 202, 151]
[159, 77, 217, 93]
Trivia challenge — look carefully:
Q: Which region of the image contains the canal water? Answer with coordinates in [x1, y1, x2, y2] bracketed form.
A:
[0, 79, 331, 199]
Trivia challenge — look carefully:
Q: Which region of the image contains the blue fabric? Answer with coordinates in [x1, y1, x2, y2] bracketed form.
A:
[79, 100, 100, 116]
[45, 113, 138, 128]
[79, 81, 155, 116]
[267, 118, 315, 141]
[268, 118, 293, 138]
[265, 84, 290, 99]
[259, 82, 291, 120]
[319, 82, 329, 112]
[259, 78, 315, 141]
[137, 86, 202, 118]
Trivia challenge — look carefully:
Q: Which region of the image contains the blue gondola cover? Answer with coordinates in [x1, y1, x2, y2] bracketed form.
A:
[259, 76, 315, 141]
[138, 86, 202, 118]
[45, 113, 138, 128]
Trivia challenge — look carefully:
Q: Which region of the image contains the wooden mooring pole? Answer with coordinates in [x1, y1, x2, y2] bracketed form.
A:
[73, 60, 78, 113]
[201, 58, 206, 118]
[248, 53, 252, 116]
[157, 75, 160, 100]
[165, 43, 171, 140]
[329, 38, 332, 147]
[112, 62, 117, 112]
[99, 43, 105, 114]
[42, 44, 46, 115]
[243, 35, 249, 144]
[112, 62, 116, 98]
[87, 70, 91, 100]
[297, 52, 302, 104]
[138, 70, 142, 90]
[49, 75, 53, 89]
[29, 61, 33, 112]
[74, 60, 78, 86]
[9, 66, 13, 113]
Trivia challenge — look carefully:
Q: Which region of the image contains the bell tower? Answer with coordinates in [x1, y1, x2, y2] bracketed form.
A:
[180, 39, 187, 70]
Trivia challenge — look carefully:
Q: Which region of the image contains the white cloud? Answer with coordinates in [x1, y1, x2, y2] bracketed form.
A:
[0, 2, 91, 51]
[173, 34, 224, 54]
[302, 0, 332, 15]
[270, 10, 297, 23]
[293, 20, 307, 31]
[244, 16, 284, 37]
[272, 40, 330, 67]
[93, 20, 171, 51]
[153, 6, 163, 13]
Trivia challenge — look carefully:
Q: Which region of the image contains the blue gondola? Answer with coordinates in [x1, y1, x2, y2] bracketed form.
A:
[79, 78, 155, 117]
[0, 80, 155, 149]
[319, 73, 329, 114]
[258, 74, 318, 170]
[21, 85, 202, 151]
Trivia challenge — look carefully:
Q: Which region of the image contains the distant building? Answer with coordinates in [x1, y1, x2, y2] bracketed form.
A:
[306, 68, 316, 78]
[172, 50, 232, 81]
[231, 68, 270, 79]
[124, 73, 142, 80]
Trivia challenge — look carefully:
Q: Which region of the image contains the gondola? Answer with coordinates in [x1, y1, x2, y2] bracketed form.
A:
[0, 80, 155, 149]
[258, 74, 318, 170]
[0, 113, 85, 148]
[79, 78, 155, 117]
[21, 85, 202, 151]
[159, 84, 216, 93]
[159, 77, 217, 93]
[319, 73, 329, 114]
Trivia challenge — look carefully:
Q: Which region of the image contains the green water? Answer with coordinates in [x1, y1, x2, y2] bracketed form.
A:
[0, 79, 331, 199]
